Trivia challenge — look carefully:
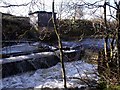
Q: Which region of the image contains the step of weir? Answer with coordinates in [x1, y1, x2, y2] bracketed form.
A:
[0, 52, 59, 78]
[0, 49, 82, 78]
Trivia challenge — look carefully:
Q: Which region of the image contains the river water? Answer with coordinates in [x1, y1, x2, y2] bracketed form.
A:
[1, 38, 108, 55]
[1, 38, 113, 89]
[0, 60, 97, 89]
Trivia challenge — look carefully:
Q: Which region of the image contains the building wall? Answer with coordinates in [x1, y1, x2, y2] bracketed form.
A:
[29, 13, 38, 26]
[0, 12, 2, 56]
[29, 11, 56, 31]
[38, 13, 53, 27]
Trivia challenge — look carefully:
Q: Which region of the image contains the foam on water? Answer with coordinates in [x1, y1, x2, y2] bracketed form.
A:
[0, 60, 97, 89]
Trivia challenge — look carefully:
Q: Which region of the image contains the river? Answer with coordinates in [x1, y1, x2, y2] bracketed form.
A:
[1, 38, 113, 89]
[0, 60, 97, 89]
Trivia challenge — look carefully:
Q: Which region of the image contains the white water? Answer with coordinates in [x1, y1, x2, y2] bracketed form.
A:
[1, 39, 101, 89]
[0, 60, 97, 89]
[1, 42, 56, 55]
[1, 38, 106, 55]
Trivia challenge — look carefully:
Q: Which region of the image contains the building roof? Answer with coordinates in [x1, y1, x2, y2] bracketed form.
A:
[28, 11, 56, 15]
[1, 12, 13, 16]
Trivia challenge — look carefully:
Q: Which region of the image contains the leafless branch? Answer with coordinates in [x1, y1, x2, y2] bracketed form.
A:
[0, 2, 30, 8]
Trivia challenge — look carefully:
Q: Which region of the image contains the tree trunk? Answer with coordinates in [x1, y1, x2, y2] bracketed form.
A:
[116, 1, 120, 78]
[52, 0, 67, 88]
[104, 2, 109, 68]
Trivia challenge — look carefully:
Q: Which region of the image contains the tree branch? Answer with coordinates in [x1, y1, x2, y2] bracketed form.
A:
[0, 2, 30, 8]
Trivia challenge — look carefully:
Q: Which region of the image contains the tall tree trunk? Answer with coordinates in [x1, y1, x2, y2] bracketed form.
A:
[116, 1, 120, 78]
[104, 1, 109, 67]
[118, 2, 120, 76]
[52, 0, 67, 88]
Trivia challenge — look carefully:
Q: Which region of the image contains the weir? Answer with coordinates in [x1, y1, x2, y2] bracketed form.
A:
[1, 46, 82, 78]
[1, 52, 59, 78]
[1, 38, 106, 78]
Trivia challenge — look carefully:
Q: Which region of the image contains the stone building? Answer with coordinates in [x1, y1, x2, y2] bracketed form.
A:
[29, 11, 56, 31]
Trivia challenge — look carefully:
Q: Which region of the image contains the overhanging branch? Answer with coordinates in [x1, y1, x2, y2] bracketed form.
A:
[0, 3, 30, 8]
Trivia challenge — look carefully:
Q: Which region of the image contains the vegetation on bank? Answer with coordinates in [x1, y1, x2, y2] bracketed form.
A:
[2, 14, 115, 42]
